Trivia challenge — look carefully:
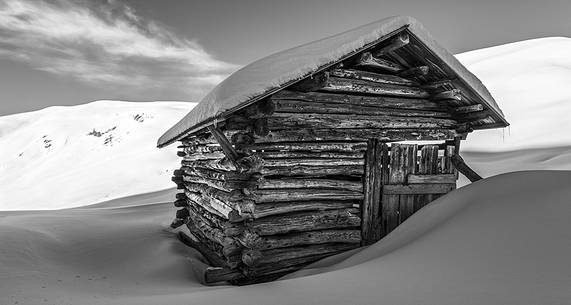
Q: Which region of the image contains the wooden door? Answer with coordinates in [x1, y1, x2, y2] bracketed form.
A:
[361, 142, 457, 245]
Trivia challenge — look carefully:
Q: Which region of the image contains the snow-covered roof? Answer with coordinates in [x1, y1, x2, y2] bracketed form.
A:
[158, 16, 507, 148]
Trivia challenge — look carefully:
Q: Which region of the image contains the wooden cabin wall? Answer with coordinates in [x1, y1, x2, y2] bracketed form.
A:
[169, 34, 486, 283]
[172, 129, 364, 283]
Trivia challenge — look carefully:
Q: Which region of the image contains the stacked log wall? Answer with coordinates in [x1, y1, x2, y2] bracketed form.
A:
[169, 31, 487, 283]
[172, 130, 366, 283]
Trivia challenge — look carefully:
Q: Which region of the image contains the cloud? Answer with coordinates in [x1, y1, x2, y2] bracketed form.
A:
[0, 0, 238, 100]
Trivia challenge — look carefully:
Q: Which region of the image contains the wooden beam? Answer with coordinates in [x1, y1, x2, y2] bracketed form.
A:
[452, 104, 484, 114]
[250, 141, 368, 152]
[386, 52, 411, 69]
[184, 206, 237, 251]
[432, 89, 462, 101]
[272, 99, 452, 118]
[320, 77, 429, 98]
[240, 200, 356, 220]
[238, 229, 361, 250]
[408, 174, 457, 184]
[355, 52, 404, 73]
[249, 128, 458, 143]
[261, 158, 363, 167]
[182, 158, 238, 172]
[329, 68, 417, 86]
[252, 188, 364, 203]
[257, 150, 365, 159]
[185, 198, 228, 229]
[271, 90, 446, 111]
[184, 190, 232, 219]
[184, 183, 244, 203]
[373, 32, 410, 57]
[398, 66, 429, 78]
[182, 166, 261, 182]
[400, 144, 418, 221]
[362, 139, 383, 245]
[263, 112, 457, 130]
[260, 164, 364, 177]
[225, 208, 361, 236]
[258, 178, 363, 192]
[183, 175, 254, 193]
[456, 110, 493, 122]
[182, 151, 226, 161]
[207, 125, 239, 162]
[451, 154, 482, 182]
[383, 184, 455, 194]
[382, 144, 406, 235]
[421, 80, 453, 90]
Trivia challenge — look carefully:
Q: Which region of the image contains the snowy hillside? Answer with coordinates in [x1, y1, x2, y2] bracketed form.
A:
[0, 101, 195, 210]
[457, 37, 571, 151]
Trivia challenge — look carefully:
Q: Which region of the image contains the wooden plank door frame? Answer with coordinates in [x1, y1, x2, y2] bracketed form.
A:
[361, 139, 388, 245]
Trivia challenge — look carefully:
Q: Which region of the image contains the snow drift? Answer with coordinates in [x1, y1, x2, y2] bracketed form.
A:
[0, 101, 195, 210]
[0, 171, 569, 305]
[458, 37, 571, 151]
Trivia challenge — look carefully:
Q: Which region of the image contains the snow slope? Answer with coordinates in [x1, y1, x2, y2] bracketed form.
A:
[0, 101, 195, 210]
[0, 171, 569, 305]
[458, 145, 571, 186]
[457, 37, 571, 151]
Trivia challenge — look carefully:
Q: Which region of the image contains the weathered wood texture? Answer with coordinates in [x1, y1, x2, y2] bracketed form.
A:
[319, 76, 430, 98]
[258, 178, 363, 192]
[451, 154, 482, 182]
[271, 99, 451, 118]
[329, 68, 417, 86]
[382, 144, 416, 235]
[246, 128, 457, 143]
[361, 139, 383, 245]
[226, 208, 361, 236]
[237, 229, 361, 250]
[272, 90, 447, 111]
[356, 52, 404, 72]
[256, 113, 457, 130]
[240, 200, 357, 219]
[373, 32, 410, 57]
[168, 35, 480, 283]
[207, 125, 239, 162]
[356, 143, 458, 239]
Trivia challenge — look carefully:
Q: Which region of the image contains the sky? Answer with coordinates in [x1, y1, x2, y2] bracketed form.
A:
[0, 0, 570, 116]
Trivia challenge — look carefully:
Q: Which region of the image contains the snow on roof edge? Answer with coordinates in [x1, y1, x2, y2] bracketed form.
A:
[158, 16, 506, 148]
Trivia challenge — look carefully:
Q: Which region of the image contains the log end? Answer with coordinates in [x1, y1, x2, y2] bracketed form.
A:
[170, 218, 185, 229]
[241, 249, 263, 267]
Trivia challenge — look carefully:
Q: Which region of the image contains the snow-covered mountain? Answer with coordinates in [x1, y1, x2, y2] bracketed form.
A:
[457, 37, 571, 151]
[1, 37, 571, 210]
[0, 101, 195, 210]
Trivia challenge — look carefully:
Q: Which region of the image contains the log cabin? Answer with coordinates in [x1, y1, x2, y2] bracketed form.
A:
[157, 16, 509, 284]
